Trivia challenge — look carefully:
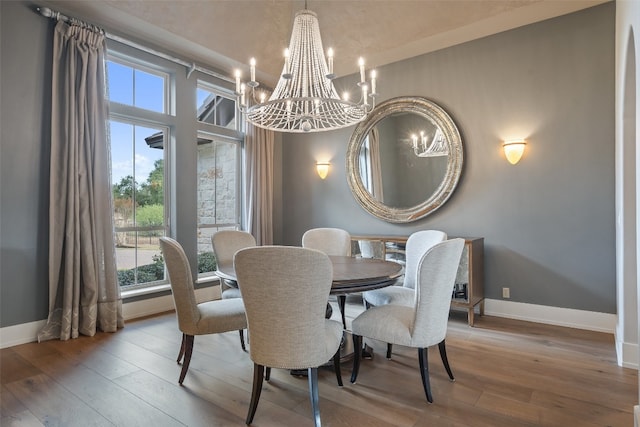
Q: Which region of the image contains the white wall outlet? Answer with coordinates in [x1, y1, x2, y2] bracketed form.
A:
[502, 287, 510, 298]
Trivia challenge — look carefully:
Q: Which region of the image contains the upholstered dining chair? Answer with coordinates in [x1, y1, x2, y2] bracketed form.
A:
[362, 229, 447, 358]
[234, 246, 343, 427]
[302, 227, 351, 327]
[350, 238, 465, 403]
[159, 237, 247, 385]
[211, 229, 256, 351]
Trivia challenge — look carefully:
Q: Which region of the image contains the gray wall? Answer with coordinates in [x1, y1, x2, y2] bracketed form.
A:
[1, 2, 52, 327]
[280, 3, 616, 313]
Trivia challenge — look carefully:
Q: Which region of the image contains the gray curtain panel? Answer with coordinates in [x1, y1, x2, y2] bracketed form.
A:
[244, 124, 274, 246]
[38, 19, 123, 342]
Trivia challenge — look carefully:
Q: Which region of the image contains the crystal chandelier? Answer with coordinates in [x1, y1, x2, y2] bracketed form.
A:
[234, 7, 377, 133]
[411, 128, 449, 157]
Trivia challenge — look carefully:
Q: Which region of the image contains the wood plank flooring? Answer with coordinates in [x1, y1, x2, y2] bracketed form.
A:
[1, 296, 637, 427]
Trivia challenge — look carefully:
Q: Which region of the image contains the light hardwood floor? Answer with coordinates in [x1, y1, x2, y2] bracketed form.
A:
[1, 296, 637, 427]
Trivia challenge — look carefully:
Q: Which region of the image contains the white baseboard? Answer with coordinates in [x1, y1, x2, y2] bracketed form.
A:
[0, 319, 47, 349]
[0, 286, 220, 349]
[484, 299, 638, 369]
[619, 340, 640, 370]
[484, 298, 617, 333]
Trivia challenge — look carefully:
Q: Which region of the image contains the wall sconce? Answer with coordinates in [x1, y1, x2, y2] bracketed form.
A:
[503, 139, 526, 165]
[316, 162, 330, 179]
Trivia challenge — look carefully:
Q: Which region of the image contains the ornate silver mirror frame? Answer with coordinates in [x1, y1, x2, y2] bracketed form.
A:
[346, 96, 463, 223]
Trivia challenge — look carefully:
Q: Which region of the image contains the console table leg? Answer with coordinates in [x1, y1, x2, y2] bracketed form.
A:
[468, 307, 475, 327]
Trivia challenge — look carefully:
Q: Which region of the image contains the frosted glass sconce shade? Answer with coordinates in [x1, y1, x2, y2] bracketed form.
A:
[503, 139, 526, 164]
[316, 162, 330, 179]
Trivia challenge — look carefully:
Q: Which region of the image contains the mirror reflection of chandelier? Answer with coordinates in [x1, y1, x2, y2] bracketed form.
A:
[412, 128, 449, 157]
[234, 7, 378, 133]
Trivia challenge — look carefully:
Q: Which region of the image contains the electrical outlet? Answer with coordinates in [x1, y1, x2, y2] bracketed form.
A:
[502, 287, 510, 299]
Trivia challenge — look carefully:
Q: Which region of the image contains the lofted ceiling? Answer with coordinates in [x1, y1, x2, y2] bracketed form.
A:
[42, 0, 608, 86]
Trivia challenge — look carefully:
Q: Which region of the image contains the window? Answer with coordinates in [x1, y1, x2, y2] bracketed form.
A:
[107, 57, 170, 290]
[197, 82, 237, 129]
[106, 47, 243, 291]
[107, 60, 167, 113]
[196, 79, 242, 278]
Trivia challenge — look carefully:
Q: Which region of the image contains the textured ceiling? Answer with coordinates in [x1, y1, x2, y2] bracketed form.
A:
[42, 0, 608, 86]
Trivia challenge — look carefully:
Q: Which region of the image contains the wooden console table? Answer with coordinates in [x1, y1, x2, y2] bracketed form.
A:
[351, 235, 484, 326]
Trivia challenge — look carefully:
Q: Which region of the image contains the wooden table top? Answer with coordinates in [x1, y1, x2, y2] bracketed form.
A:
[216, 255, 403, 295]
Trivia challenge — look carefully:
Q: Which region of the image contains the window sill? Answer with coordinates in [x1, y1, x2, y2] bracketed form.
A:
[122, 284, 172, 300]
[122, 277, 220, 302]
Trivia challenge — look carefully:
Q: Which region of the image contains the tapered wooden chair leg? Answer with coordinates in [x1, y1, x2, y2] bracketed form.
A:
[177, 333, 186, 363]
[386, 343, 393, 359]
[178, 334, 194, 385]
[308, 367, 321, 427]
[418, 347, 433, 403]
[438, 340, 455, 381]
[239, 329, 247, 352]
[265, 367, 271, 381]
[337, 294, 347, 329]
[351, 334, 362, 383]
[333, 349, 343, 386]
[246, 364, 264, 425]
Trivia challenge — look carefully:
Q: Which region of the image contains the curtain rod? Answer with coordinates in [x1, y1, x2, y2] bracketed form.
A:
[36, 6, 232, 82]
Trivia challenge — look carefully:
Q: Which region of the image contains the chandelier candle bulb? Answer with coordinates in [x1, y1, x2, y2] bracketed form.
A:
[234, 70, 241, 93]
[249, 58, 256, 83]
[359, 57, 366, 83]
[327, 48, 334, 75]
[362, 84, 368, 105]
[284, 48, 291, 76]
[370, 70, 377, 94]
[240, 83, 246, 106]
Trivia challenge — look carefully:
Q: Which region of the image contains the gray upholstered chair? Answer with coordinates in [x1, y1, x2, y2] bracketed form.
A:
[302, 227, 351, 327]
[211, 229, 256, 351]
[159, 237, 247, 385]
[362, 229, 447, 358]
[234, 246, 343, 427]
[211, 229, 257, 299]
[350, 238, 465, 403]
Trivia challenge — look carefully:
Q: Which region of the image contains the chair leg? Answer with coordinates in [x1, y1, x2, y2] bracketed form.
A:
[351, 334, 362, 383]
[438, 340, 455, 381]
[386, 343, 393, 359]
[337, 294, 347, 329]
[418, 347, 433, 403]
[177, 333, 186, 363]
[308, 367, 321, 427]
[333, 348, 343, 387]
[246, 363, 265, 425]
[178, 334, 194, 385]
[239, 329, 247, 352]
[265, 367, 271, 381]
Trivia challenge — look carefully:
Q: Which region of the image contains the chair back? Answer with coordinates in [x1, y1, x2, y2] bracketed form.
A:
[403, 230, 447, 290]
[302, 227, 351, 256]
[234, 246, 335, 369]
[212, 230, 257, 271]
[159, 237, 200, 334]
[411, 238, 465, 347]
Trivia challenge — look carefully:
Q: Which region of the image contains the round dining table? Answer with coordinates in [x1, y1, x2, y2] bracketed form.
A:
[216, 255, 403, 295]
[216, 254, 404, 362]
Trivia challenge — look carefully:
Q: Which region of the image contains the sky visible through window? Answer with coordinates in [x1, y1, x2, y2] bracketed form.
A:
[107, 61, 164, 185]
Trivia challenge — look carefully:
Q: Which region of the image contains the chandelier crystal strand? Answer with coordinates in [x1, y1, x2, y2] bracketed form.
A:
[239, 9, 376, 133]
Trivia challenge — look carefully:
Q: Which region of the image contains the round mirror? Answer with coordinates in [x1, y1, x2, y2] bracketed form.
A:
[346, 96, 463, 223]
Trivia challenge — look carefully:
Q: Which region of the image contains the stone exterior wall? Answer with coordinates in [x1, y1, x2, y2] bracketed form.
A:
[197, 140, 239, 254]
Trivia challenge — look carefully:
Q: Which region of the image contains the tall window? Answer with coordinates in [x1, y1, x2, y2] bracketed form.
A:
[196, 81, 242, 277]
[107, 57, 170, 290]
